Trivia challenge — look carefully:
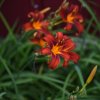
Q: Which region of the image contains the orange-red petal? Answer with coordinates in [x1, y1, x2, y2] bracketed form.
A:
[64, 23, 72, 31]
[41, 48, 51, 55]
[31, 38, 39, 45]
[60, 52, 70, 60]
[63, 60, 69, 67]
[23, 22, 33, 32]
[74, 21, 84, 34]
[44, 34, 55, 45]
[28, 11, 44, 21]
[56, 32, 63, 41]
[49, 55, 60, 69]
[69, 52, 80, 63]
[63, 39, 75, 51]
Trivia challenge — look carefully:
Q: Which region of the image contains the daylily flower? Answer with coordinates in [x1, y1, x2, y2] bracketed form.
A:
[23, 7, 50, 32]
[60, 4, 84, 35]
[30, 28, 53, 47]
[31, 32, 46, 47]
[40, 32, 80, 69]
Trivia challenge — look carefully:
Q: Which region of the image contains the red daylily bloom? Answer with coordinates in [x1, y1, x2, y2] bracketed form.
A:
[30, 28, 53, 47]
[31, 32, 46, 47]
[40, 32, 80, 69]
[60, 4, 84, 35]
[23, 8, 50, 32]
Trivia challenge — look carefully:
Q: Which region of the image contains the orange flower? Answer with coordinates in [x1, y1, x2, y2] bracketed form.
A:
[23, 9, 50, 32]
[40, 32, 80, 69]
[60, 4, 84, 35]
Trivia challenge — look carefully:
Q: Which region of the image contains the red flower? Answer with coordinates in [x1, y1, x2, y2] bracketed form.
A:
[60, 4, 84, 35]
[23, 8, 50, 32]
[30, 28, 53, 47]
[40, 32, 80, 69]
[31, 32, 46, 47]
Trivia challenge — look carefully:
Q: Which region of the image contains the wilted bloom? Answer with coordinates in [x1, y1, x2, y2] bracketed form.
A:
[40, 32, 80, 69]
[60, 4, 84, 35]
[23, 7, 50, 32]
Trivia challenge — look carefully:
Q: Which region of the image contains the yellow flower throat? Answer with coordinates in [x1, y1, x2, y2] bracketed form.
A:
[33, 21, 42, 30]
[51, 45, 61, 55]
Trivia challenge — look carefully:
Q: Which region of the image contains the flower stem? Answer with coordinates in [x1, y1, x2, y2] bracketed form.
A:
[79, 83, 87, 93]
[54, 20, 63, 26]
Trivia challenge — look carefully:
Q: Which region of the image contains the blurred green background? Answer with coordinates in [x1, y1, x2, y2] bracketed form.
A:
[0, 0, 100, 100]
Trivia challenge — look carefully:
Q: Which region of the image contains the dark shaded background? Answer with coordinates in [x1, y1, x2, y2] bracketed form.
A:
[0, 0, 100, 37]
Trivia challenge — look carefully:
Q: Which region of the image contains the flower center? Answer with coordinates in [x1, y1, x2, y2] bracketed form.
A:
[66, 13, 75, 23]
[65, 7, 78, 23]
[33, 21, 42, 30]
[51, 45, 61, 55]
[39, 39, 46, 47]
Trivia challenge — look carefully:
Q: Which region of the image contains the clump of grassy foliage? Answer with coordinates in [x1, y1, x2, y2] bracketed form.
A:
[0, 0, 100, 100]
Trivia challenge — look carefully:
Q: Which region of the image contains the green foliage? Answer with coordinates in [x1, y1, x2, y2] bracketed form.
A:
[0, 0, 100, 100]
